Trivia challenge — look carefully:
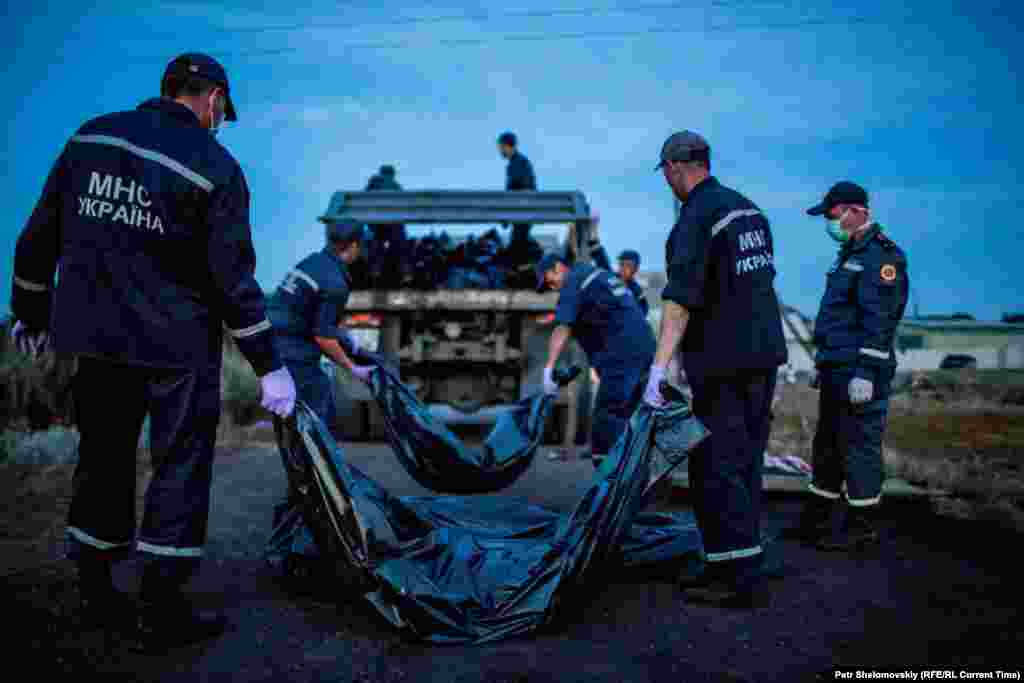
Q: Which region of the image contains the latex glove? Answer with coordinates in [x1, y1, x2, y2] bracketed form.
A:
[342, 329, 360, 355]
[351, 364, 374, 384]
[542, 367, 559, 396]
[11, 321, 48, 357]
[642, 365, 668, 408]
[260, 367, 296, 417]
[849, 377, 873, 405]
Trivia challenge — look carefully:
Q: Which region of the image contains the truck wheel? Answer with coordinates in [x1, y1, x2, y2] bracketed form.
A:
[366, 399, 388, 442]
[544, 404, 566, 445]
[337, 400, 367, 442]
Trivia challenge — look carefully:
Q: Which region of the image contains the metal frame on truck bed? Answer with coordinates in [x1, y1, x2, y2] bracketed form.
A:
[320, 190, 596, 445]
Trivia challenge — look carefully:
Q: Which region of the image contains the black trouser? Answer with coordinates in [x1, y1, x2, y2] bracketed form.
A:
[809, 366, 892, 507]
[687, 370, 776, 577]
[66, 356, 221, 589]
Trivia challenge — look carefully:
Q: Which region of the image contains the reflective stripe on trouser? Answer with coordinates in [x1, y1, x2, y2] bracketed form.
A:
[687, 370, 776, 565]
[66, 357, 220, 579]
[590, 355, 651, 457]
[811, 368, 888, 507]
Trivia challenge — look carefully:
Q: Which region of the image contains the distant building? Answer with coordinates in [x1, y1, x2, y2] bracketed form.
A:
[895, 318, 1024, 370]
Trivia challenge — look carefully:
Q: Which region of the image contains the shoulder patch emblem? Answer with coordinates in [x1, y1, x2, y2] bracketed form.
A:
[880, 264, 898, 282]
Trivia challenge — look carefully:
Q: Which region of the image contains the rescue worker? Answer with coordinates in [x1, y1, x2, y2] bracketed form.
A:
[266, 218, 376, 430]
[791, 182, 909, 550]
[8, 53, 297, 649]
[497, 132, 539, 281]
[536, 250, 655, 469]
[588, 213, 649, 317]
[642, 131, 788, 608]
[364, 164, 411, 288]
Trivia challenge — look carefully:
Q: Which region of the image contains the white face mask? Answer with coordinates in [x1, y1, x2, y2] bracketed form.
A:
[825, 209, 851, 243]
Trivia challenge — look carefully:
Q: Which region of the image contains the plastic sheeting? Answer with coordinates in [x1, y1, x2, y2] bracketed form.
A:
[266, 366, 709, 644]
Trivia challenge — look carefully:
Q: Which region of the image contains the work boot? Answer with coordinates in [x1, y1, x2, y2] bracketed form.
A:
[781, 495, 834, 545]
[133, 592, 228, 654]
[817, 506, 880, 551]
[75, 557, 136, 631]
[682, 559, 769, 609]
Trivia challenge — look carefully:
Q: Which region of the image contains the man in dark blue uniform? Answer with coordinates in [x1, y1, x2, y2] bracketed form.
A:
[497, 131, 539, 273]
[791, 182, 909, 550]
[588, 212, 650, 317]
[364, 164, 411, 288]
[7, 53, 296, 649]
[267, 218, 376, 430]
[535, 250, 655, 468]
[643, 131, 788, 608]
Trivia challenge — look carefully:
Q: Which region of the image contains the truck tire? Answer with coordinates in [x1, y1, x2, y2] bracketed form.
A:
[544, 403, 567, 445]
[336, 399, 367, 442]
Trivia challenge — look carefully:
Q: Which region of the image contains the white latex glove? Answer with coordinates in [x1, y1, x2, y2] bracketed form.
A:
[542, 367, 559, 395]
[260, 367, 296, 417]
[11, 320, 48, 358]
[849, 377, 873, 405]
[642, 365, 668, 408]
[342, 329, 360, 355]
[351, 364, 374, 384]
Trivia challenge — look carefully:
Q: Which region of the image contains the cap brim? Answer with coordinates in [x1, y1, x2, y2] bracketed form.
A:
[806, 201, 828, 216]
[224, 91, 237, 121]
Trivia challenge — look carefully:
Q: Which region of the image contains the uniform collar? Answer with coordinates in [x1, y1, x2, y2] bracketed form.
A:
[681, 176, 718, 208]
[844, 221, 880, 253]
[322, 246, 353, 284]
[137, 97, 203, 127]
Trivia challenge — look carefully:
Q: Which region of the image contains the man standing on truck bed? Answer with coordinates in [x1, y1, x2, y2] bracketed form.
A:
[536, 250, 655, 468]
[365, 164, 411, 289]
[7, 52, 297, 652]
[498, 131, 541, 286]
[266, 218, 377, 430]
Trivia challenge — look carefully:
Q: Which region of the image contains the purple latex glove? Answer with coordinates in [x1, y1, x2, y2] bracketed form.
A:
[351, 364, 374, 384]
[542, 367, 559, 395]
[260, 367, 296, 417]
[642, 365, 668, 408]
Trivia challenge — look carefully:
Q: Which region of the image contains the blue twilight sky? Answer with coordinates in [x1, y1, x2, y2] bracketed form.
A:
[2, 0, 1021, 320]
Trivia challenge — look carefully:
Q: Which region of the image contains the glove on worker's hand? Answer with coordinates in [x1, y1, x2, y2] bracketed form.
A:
[642, 365, 668, 409]
[849, 377, 873, 405]
[260, 367, 296, 417]
[10, 320, 48, 358]
[351, 364, 374, 384]
[542, 367, 559, 396]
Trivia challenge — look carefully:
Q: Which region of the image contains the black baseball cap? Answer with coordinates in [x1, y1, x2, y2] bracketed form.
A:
[163, 53, 237, 121]
[535, 252, 565, 292]
[806, 181, 869, 216]
[326, 219, 366, 244]
[655, 130, 710, 170]
[498, 131, 517, 147]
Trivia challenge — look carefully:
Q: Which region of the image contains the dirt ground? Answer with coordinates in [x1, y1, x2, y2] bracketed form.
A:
[3, 432, 1023, 682]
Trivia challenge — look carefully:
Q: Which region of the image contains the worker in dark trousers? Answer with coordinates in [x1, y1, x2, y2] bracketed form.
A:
[643, 131, 788, 608]
[588, 213, 649, 317]
[267, 218, 377, 430]
[497, 131, 540, 284]
[8, 53, 297, 650]
[790, 182, 909, 550]
[364, 164, 411, 288]
[536, 250, 655, 469]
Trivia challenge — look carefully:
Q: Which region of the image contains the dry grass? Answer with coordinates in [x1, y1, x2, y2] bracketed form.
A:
[771, 376, 1024, 530]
